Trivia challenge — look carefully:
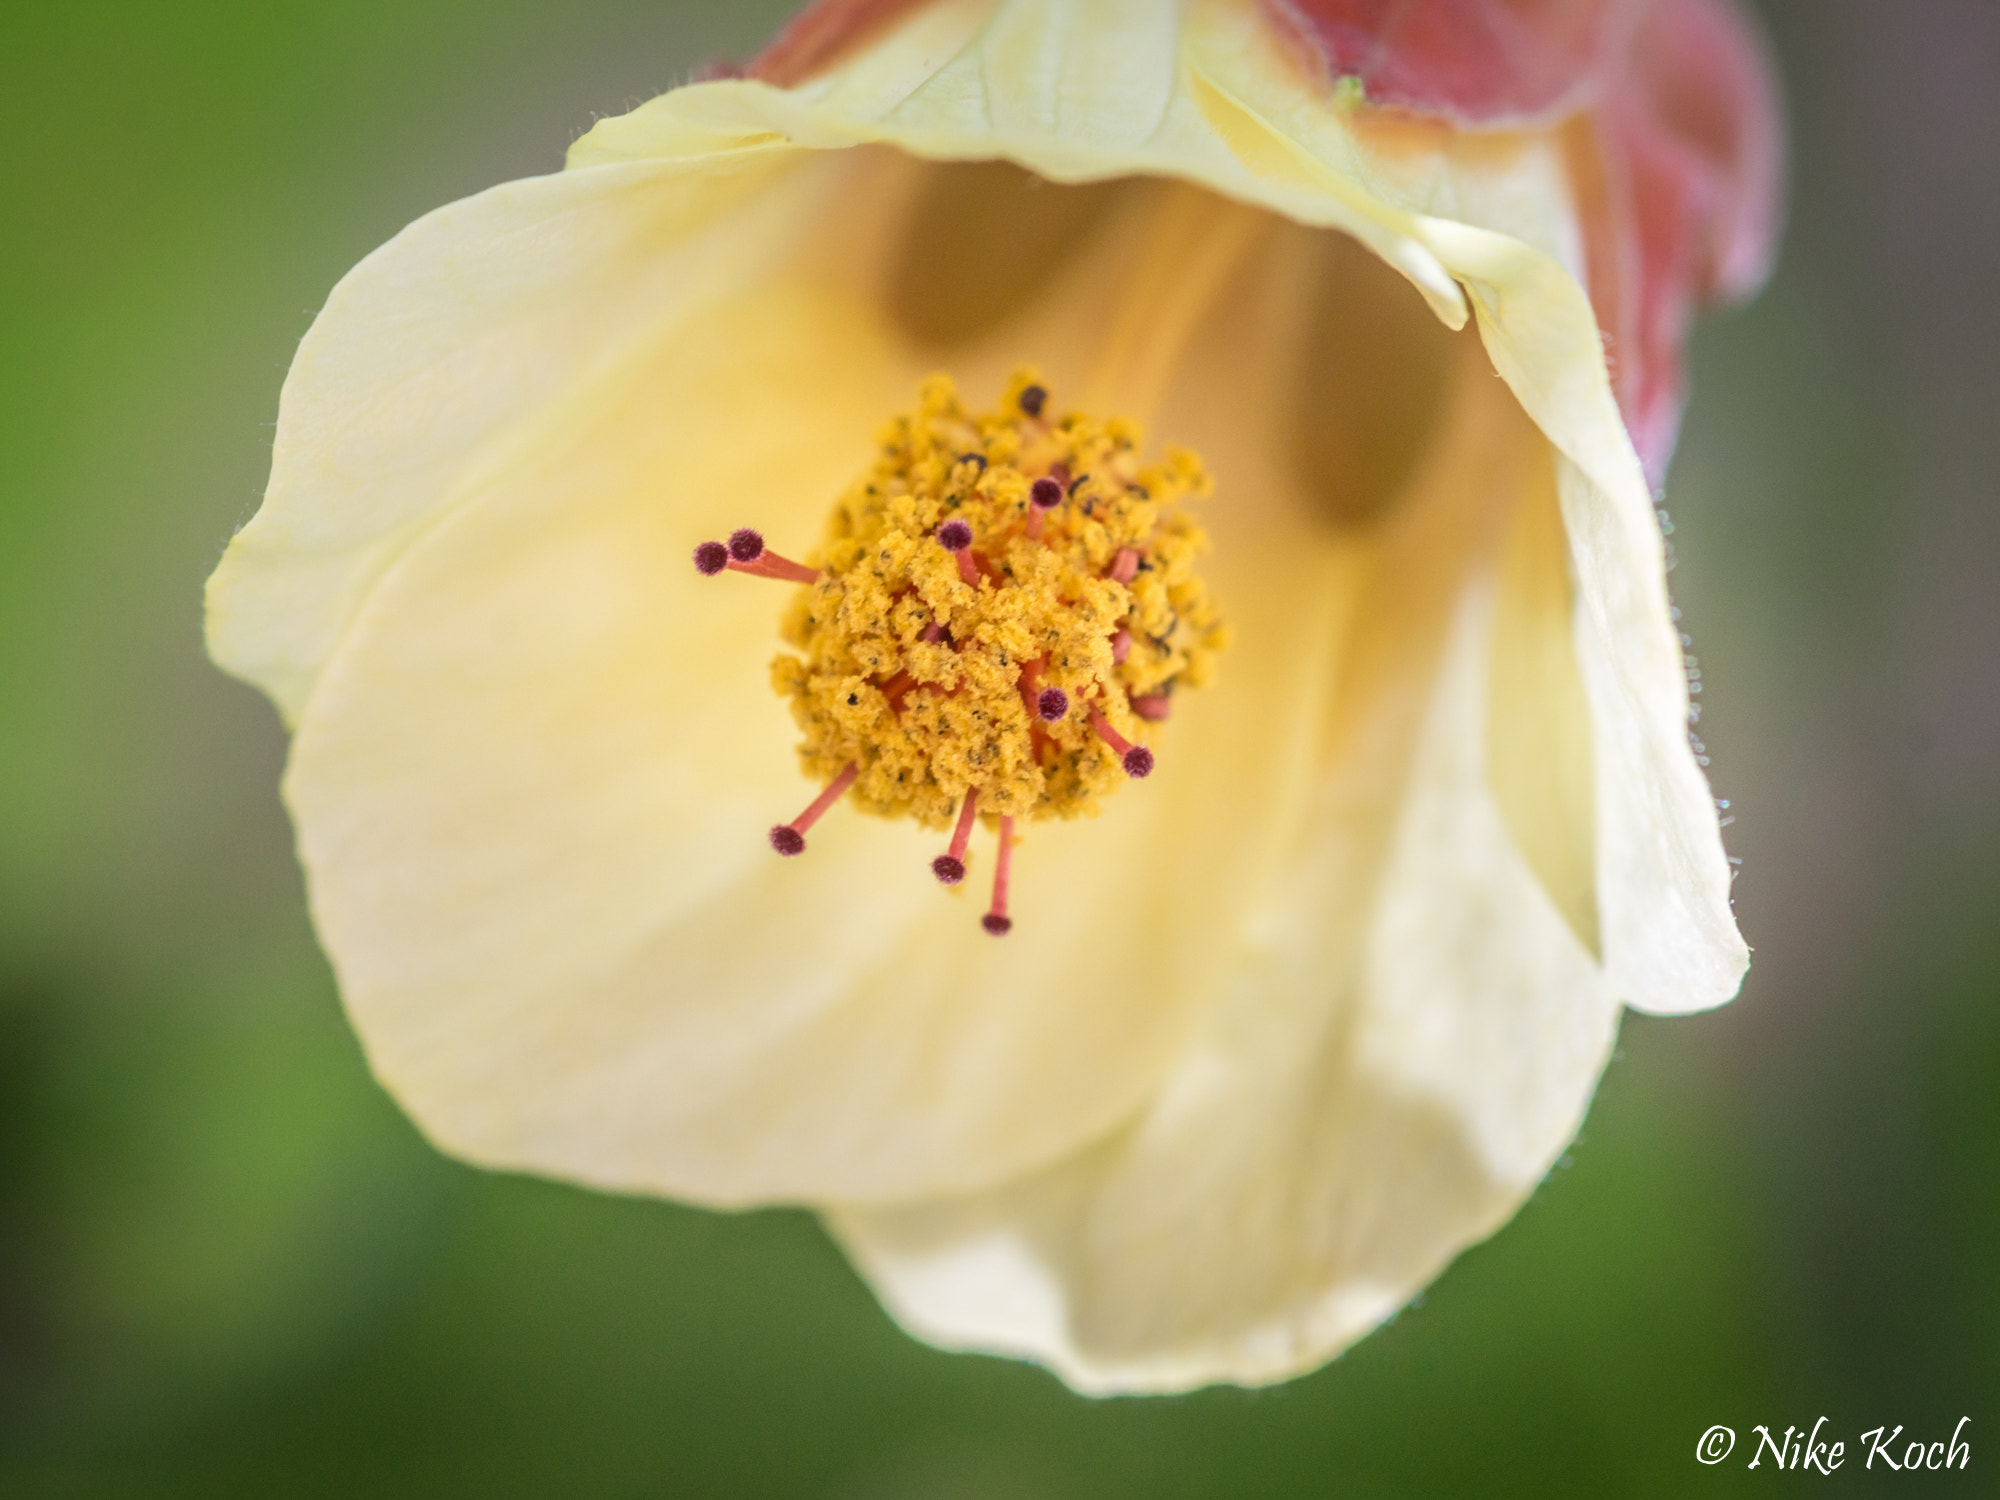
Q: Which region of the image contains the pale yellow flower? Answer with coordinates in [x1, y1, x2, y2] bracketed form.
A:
[206, 0, 1778, 1391]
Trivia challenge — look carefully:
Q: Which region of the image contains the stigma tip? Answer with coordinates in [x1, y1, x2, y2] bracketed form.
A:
[1030, 477, 1062, 510]
[769, 825, 806, 856]
[728, 528, 765, 563]
[1037, 687, 1069, 722]
[1090, 708, 1153, 779]
[693, 541, 728, 575]
[937, 519, 973, 552]
[932, 854, 966, 885]
[1018, 385, 1047, 418]
[981, 913, 1013, 936]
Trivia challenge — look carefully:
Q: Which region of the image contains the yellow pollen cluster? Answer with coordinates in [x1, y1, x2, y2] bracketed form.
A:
[770, 370, 1228, 830]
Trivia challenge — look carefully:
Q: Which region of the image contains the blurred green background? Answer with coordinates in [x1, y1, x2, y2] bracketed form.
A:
[1, 2, 1993, 1494]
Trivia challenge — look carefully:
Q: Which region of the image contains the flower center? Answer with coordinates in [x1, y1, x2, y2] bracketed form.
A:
[696, 369, 1227, 934]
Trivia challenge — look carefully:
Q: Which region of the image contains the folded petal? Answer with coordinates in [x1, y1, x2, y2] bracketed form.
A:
[1182, 12, 1746, 1009]
[1417, 218, 1746, 1011]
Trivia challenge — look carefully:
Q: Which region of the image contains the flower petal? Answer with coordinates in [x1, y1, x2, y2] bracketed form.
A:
[230, 0, 1750, 1224]
[578, 0, 1747, 1007]
[1417, 218, 1746, 1011]
[279, 155, 1423, 1207]
[830, 350, 1621, 1392]
[1201, 11, 1746, 1010]
[573, 0, 1474, 328]
[1489, 437, 1599, 956]
[276, 200, 1215, 1204]
[207, 147, 818, 724]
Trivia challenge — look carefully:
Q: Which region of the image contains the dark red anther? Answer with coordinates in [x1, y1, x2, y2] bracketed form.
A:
[770, 762, 858, 856]
[1091, 710, 1154, 779]
[936, 519, 979, 585]
[1025, 474, 1064, 540]
[982, 815, 1015, 935]
[932, 788, 979, 885]
[1037, 687, 1069, 723]
[705, 526, 820, 583]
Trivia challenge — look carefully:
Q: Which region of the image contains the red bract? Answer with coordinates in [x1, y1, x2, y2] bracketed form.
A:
[1269, 0, 1620, 124]
[752, 0, 933, 88]
[1584, 0, 1784, 480]
[1274, 0, 1782, 483]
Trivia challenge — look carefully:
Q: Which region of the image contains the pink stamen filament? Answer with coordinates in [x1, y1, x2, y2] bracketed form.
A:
[770, 761, 858, 855]
[1017, 657, 1044, 723]
[1111, 629, 1132, 665]
[1109, 548, 1140, 585]
[1130, 693, 1171, 721]
[936, 521, 982, 587]
[729, 553, 820, 584]
[932, 788, 980, 885]
[982, 816, 1015, 935]
[711, 528, 821, 585]
[1091, 709, 1155, 779]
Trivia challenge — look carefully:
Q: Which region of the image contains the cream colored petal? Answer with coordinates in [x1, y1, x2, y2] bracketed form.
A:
[569, 0, 1745, 1015]
[1488, 440, 1599, 958]
[281, 163, 1372, 1207]
[572, 1, 1469, 327]
[1424, 221, 1747, 1013]
[283, 273, 1124, 1205]
[236, 0, 1740, 1229]
[207, 145, 815, 724]
[1172, 0, 1744, 1013]
[831, 355, 1620, 1393]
